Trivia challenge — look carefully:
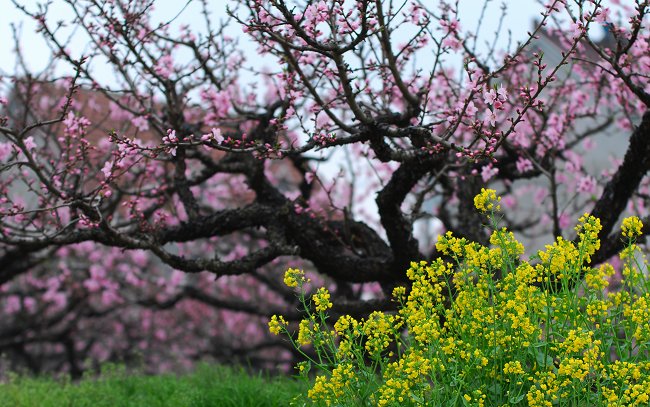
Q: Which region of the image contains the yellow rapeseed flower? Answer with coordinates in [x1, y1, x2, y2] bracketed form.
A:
[490, 227, 525, 257]
[313, 287, 333, 312]
[283, 268, 306, 287]
[268, 314, 287, 335]
[575, 214, 602, 260]
[278, 203, 650, 406]
[622, 216, 643, 238]
[473, 188, 501, 213]
[392, 286, 406, 301]
[363, 311, 399, 355]
[585, 263, 614, 290]
[504, 360, 525, 376]
[308, 363, 357, 405]
[334, 315, 359, 335]
[298, 318, 313, 346]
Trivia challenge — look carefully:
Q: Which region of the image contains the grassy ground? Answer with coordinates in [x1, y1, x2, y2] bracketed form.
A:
[0, 363, 308, 407]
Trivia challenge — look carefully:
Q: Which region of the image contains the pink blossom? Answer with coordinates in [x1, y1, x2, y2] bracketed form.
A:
[483, 88, 497, 106]
[442, 36, 462, 50]
[23, 297, 36, 313]
[481, 164, 499, 182]
[201, 128, 224, 144]
[595, 7, 611, 23]
[101, 161, 113, 178]
[137, 28, 148, 41]
[154, 329, 167, 341]
[408, 4, 424, 24]
[5, 295, 21, 314]
[582, 138, 596, 151]
[130, 250, 149, 267]
[101, 289, 121, 306]
[564, 150, 582, 173]
[501, 195, 517, 209]
[570, 22, 584, 38]
[0, 142, 12, 161]
[440, 18, 460, 34]
[559, 213, 572, 229]
[163, 129, 178, 144]
[109, 102, 131, 121]
[90, 264, 106, 280]
[465, 101, 478, 117]
[131, 116, 149, 132]
[258, 9, 272, 24]
[467, 77, 481, 91]
[63, 111, 76, 130]
[316, 0, 327, 14]
[516, 157, 534, 173]
[577, 175, 596, 194]
[24, 136, 37, 150]
[43, 289, 67, 308]
[169, 270, 185, 289]
[483, 110, 497, 127]
[154, 55, 175, 79]
[200, 87, 233, 120]
[83, 278, 100, 292]
[510, 130, 530, 148]
[497, 84, 508, 102]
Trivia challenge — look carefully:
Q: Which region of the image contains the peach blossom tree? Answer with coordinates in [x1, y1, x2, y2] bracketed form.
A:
[0, 0, 648, 376]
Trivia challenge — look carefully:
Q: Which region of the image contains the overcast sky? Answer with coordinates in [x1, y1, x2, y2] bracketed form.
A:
[1, 0, 562, 77]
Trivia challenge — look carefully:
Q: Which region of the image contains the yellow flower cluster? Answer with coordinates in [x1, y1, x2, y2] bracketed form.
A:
[272, 191, 650, 406]
[536, 236, 580, 282]
[376, 349, 432, 406]
[312, 287, 332, 312]
[363, 311, 401, 356]
[473, 187, 501, 213]
[297, 318, 315, 346]
[586, 299, 609, 324]
[585, 263, 614, 290]
[334, 315, 358, 335]
[462, 390, 487, 407]
[435, 231, 468, 258]
[267, 314, 286, 335]
[490, 227, 525, 258]
[391, 286, 406, 301]
[283, 267, 306, 287]
[626, 293, 650, 343]
[308, 362, 357, 405]
[554, 329, 594, 354]
[575, 214, 602, 262]
[622, 216, 644, 238]
[527, 371, 559, 407]
[503, 360, 525, 376]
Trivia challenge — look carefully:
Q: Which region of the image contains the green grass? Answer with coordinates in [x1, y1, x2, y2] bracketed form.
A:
[0, 363, 308, 407]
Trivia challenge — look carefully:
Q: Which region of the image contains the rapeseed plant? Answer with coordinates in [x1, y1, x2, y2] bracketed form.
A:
[270, 189, 650, 406]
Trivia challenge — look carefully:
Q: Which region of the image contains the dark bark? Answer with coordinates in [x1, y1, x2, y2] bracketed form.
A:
[591, 110, 650, 260]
